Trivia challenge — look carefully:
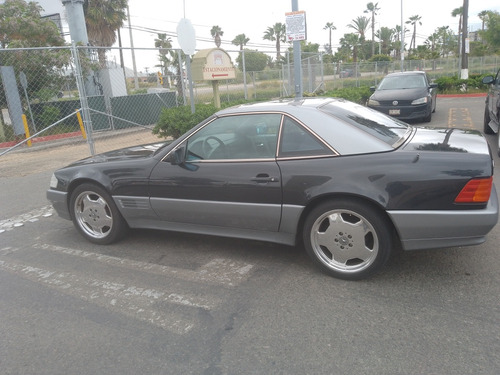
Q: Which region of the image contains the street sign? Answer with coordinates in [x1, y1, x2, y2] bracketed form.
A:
[177, 18, 196, 55]
[285, 11, 307, 41]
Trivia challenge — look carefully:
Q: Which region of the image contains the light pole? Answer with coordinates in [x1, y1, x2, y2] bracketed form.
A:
[400, 0, 404, 71]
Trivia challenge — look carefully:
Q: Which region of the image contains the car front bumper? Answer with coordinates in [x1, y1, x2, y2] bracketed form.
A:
[46, 189, 71, 221]
[369, 103, 431, 121]
[387, 184, 499, 251]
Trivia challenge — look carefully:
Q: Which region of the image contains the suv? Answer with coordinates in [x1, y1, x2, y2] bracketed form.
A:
[483, 68, 500, 156]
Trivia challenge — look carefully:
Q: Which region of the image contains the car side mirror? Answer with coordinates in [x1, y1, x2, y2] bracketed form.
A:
[370, 86, 376, 92]
[482, 76, 494, 85]
[165, 146, 186, 165]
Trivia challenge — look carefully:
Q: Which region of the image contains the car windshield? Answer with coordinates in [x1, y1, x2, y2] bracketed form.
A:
[378, 74, 427, 90]
[320, 100, 412, 148]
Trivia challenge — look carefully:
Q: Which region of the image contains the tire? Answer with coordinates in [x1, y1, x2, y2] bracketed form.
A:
[303, 199, 393, 280]
[423, 110, 432, 123]
[483, 105, 494, 135]
[69, 183, 127, 245]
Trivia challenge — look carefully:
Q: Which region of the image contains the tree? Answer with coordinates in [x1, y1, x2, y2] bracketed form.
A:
[210, 25, 224, 48]
[83, 0, 127, 66]
[0, 0, 69, 101]
[347, 16, 370, 41]
[375, 27, 394, 55]
[232, 34, 250, 50]
[451, 7, 463, 57]
[478, 10, 489, 32]
[323, 22, 336, 55]
[338, 33, 361, 62]
[406, 15, 422, 51]
[154, 33, 172, 86]
[364, 2, 380, 56]
[480, 11, 500, 53]
[0, 0, 65, 48]
[235, 49, 267, 71]
[263, 23, 287, 63]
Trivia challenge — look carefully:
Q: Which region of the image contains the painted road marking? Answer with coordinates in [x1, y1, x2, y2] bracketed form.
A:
[0, 243, 254, 333]
[0, 257, 212, 334]
[0, 206, 53, 233]
[33, 243, 254, 287]
[448, 108, 474, 129]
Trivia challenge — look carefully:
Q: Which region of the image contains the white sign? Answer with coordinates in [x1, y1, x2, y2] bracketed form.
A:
[177, 18, 196, 55]
[285, 11, 307, 41]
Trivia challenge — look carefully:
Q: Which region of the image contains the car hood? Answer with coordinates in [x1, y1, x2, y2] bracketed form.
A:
[371, 87, 429, 101]
[403, 127, 491, 155]
[67, 142, 167, 167]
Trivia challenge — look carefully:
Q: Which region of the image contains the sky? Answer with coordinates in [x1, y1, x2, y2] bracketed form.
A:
[21, 0, 500, 73]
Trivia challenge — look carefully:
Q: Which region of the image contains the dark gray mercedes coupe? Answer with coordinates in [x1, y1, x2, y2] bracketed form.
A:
[47, 98, 499, 280]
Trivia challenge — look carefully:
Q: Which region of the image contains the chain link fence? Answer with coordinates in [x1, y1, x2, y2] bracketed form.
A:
[1, 44, 499, 167]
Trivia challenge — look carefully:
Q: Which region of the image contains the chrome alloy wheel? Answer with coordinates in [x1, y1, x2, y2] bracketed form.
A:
[73, 190, 114, 239]
[309, 209, 379, 275]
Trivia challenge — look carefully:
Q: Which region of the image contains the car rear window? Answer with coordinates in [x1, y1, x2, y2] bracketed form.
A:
[319, 101, 411, 147]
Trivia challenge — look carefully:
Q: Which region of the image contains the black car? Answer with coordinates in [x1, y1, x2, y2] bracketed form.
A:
[482, 68, 500, 156]
[368, 71, 438, 122]
[47, 98, 498, 280]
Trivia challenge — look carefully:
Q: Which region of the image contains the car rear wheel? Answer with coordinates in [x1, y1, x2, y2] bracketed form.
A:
[70, 183, 127, 244]
[483, 105, 494, 134]
[303, 199, 392, 280]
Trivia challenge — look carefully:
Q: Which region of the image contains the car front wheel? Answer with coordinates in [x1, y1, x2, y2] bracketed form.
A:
[303, 199, 393, 280]
[70, 183, 127, 244]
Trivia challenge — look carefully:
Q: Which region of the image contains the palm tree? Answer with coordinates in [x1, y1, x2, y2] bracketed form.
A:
[451, 7, 463, 57]
[154, 33, 172, 85]
[478, 10, 489, 32]
[210, 26, 224, 48]
[323, 22, 336, 55]
[364, 2, 380, 56]
[340, 33, 361, 62]
[83, 0, 127, 66]
[375, 27, 394, 55]
[406, 15, 422, 51]
[347, 16, 370, 41]
[263, 23, 286, 63]
[232, 34, 250, 50]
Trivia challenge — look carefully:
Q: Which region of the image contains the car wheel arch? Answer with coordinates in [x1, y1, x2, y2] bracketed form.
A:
[66, 178, 113, 213]
[295, 193, 398, 244]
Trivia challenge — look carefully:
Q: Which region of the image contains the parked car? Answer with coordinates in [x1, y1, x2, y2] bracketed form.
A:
[482, 68, 500, 156]
[339, 68, 360, 78]
[367, 71, 438, 122]
[47, 98, 498, 280]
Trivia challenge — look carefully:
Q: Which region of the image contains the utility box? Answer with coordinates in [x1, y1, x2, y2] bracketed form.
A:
[191, 48, 236, 81]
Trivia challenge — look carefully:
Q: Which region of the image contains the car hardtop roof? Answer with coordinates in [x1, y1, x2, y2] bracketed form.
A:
[385, 71, 427, 77]
[215, 97, 345, 115]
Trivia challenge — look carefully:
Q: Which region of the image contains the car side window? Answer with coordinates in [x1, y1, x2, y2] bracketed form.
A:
[279, 116, 333, 158]
[185, 113, 281, 161]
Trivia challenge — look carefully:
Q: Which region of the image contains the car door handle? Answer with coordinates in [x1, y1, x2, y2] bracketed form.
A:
[251, 174, 280, 183]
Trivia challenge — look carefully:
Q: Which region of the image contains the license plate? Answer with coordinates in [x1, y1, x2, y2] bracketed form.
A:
[389, 109, 400, 115]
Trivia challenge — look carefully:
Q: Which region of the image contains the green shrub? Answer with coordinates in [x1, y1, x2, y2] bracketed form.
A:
[323, 86, 372, 104]
[153, 103, 218, 139]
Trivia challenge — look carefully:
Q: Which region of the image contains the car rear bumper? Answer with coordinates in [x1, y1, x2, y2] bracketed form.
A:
[46, 189, 71, 221]
[387, 184, 499, 251]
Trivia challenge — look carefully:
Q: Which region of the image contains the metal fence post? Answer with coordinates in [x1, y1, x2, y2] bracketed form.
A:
[71, 42, 95, 156]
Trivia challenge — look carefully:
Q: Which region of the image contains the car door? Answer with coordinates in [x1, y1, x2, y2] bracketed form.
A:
[490, 69, 500, 124]
[148, 113, 283, 232]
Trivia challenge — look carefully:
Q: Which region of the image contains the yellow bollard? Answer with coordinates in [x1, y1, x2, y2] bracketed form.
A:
[22, 114, 32, 147]
[76, 109, 87, 139]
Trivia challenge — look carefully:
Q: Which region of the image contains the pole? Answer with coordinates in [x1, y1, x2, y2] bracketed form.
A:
[400, 0, 404, 71]
[127, 5, 139, 90]
[461, 0, 469, 79]
[292, 0, 302, 98]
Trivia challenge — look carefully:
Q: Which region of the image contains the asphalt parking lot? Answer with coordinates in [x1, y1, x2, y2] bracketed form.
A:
[1, 95, 499, 374]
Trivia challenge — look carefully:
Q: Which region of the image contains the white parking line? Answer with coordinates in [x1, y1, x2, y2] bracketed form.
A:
[0, 257, 209, 334]
[33, 243, 254, 287]
[0, 206, 53, 233]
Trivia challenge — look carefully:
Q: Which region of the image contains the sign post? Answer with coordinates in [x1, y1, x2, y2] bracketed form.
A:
[286, 1, 305, 98]
[177, 18, 196, 113]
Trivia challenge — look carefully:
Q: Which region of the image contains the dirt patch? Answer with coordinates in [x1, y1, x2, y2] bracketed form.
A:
[0, 130, 164, 177]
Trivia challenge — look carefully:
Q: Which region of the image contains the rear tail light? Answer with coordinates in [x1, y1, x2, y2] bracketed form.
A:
[455, 177, 493, 203]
